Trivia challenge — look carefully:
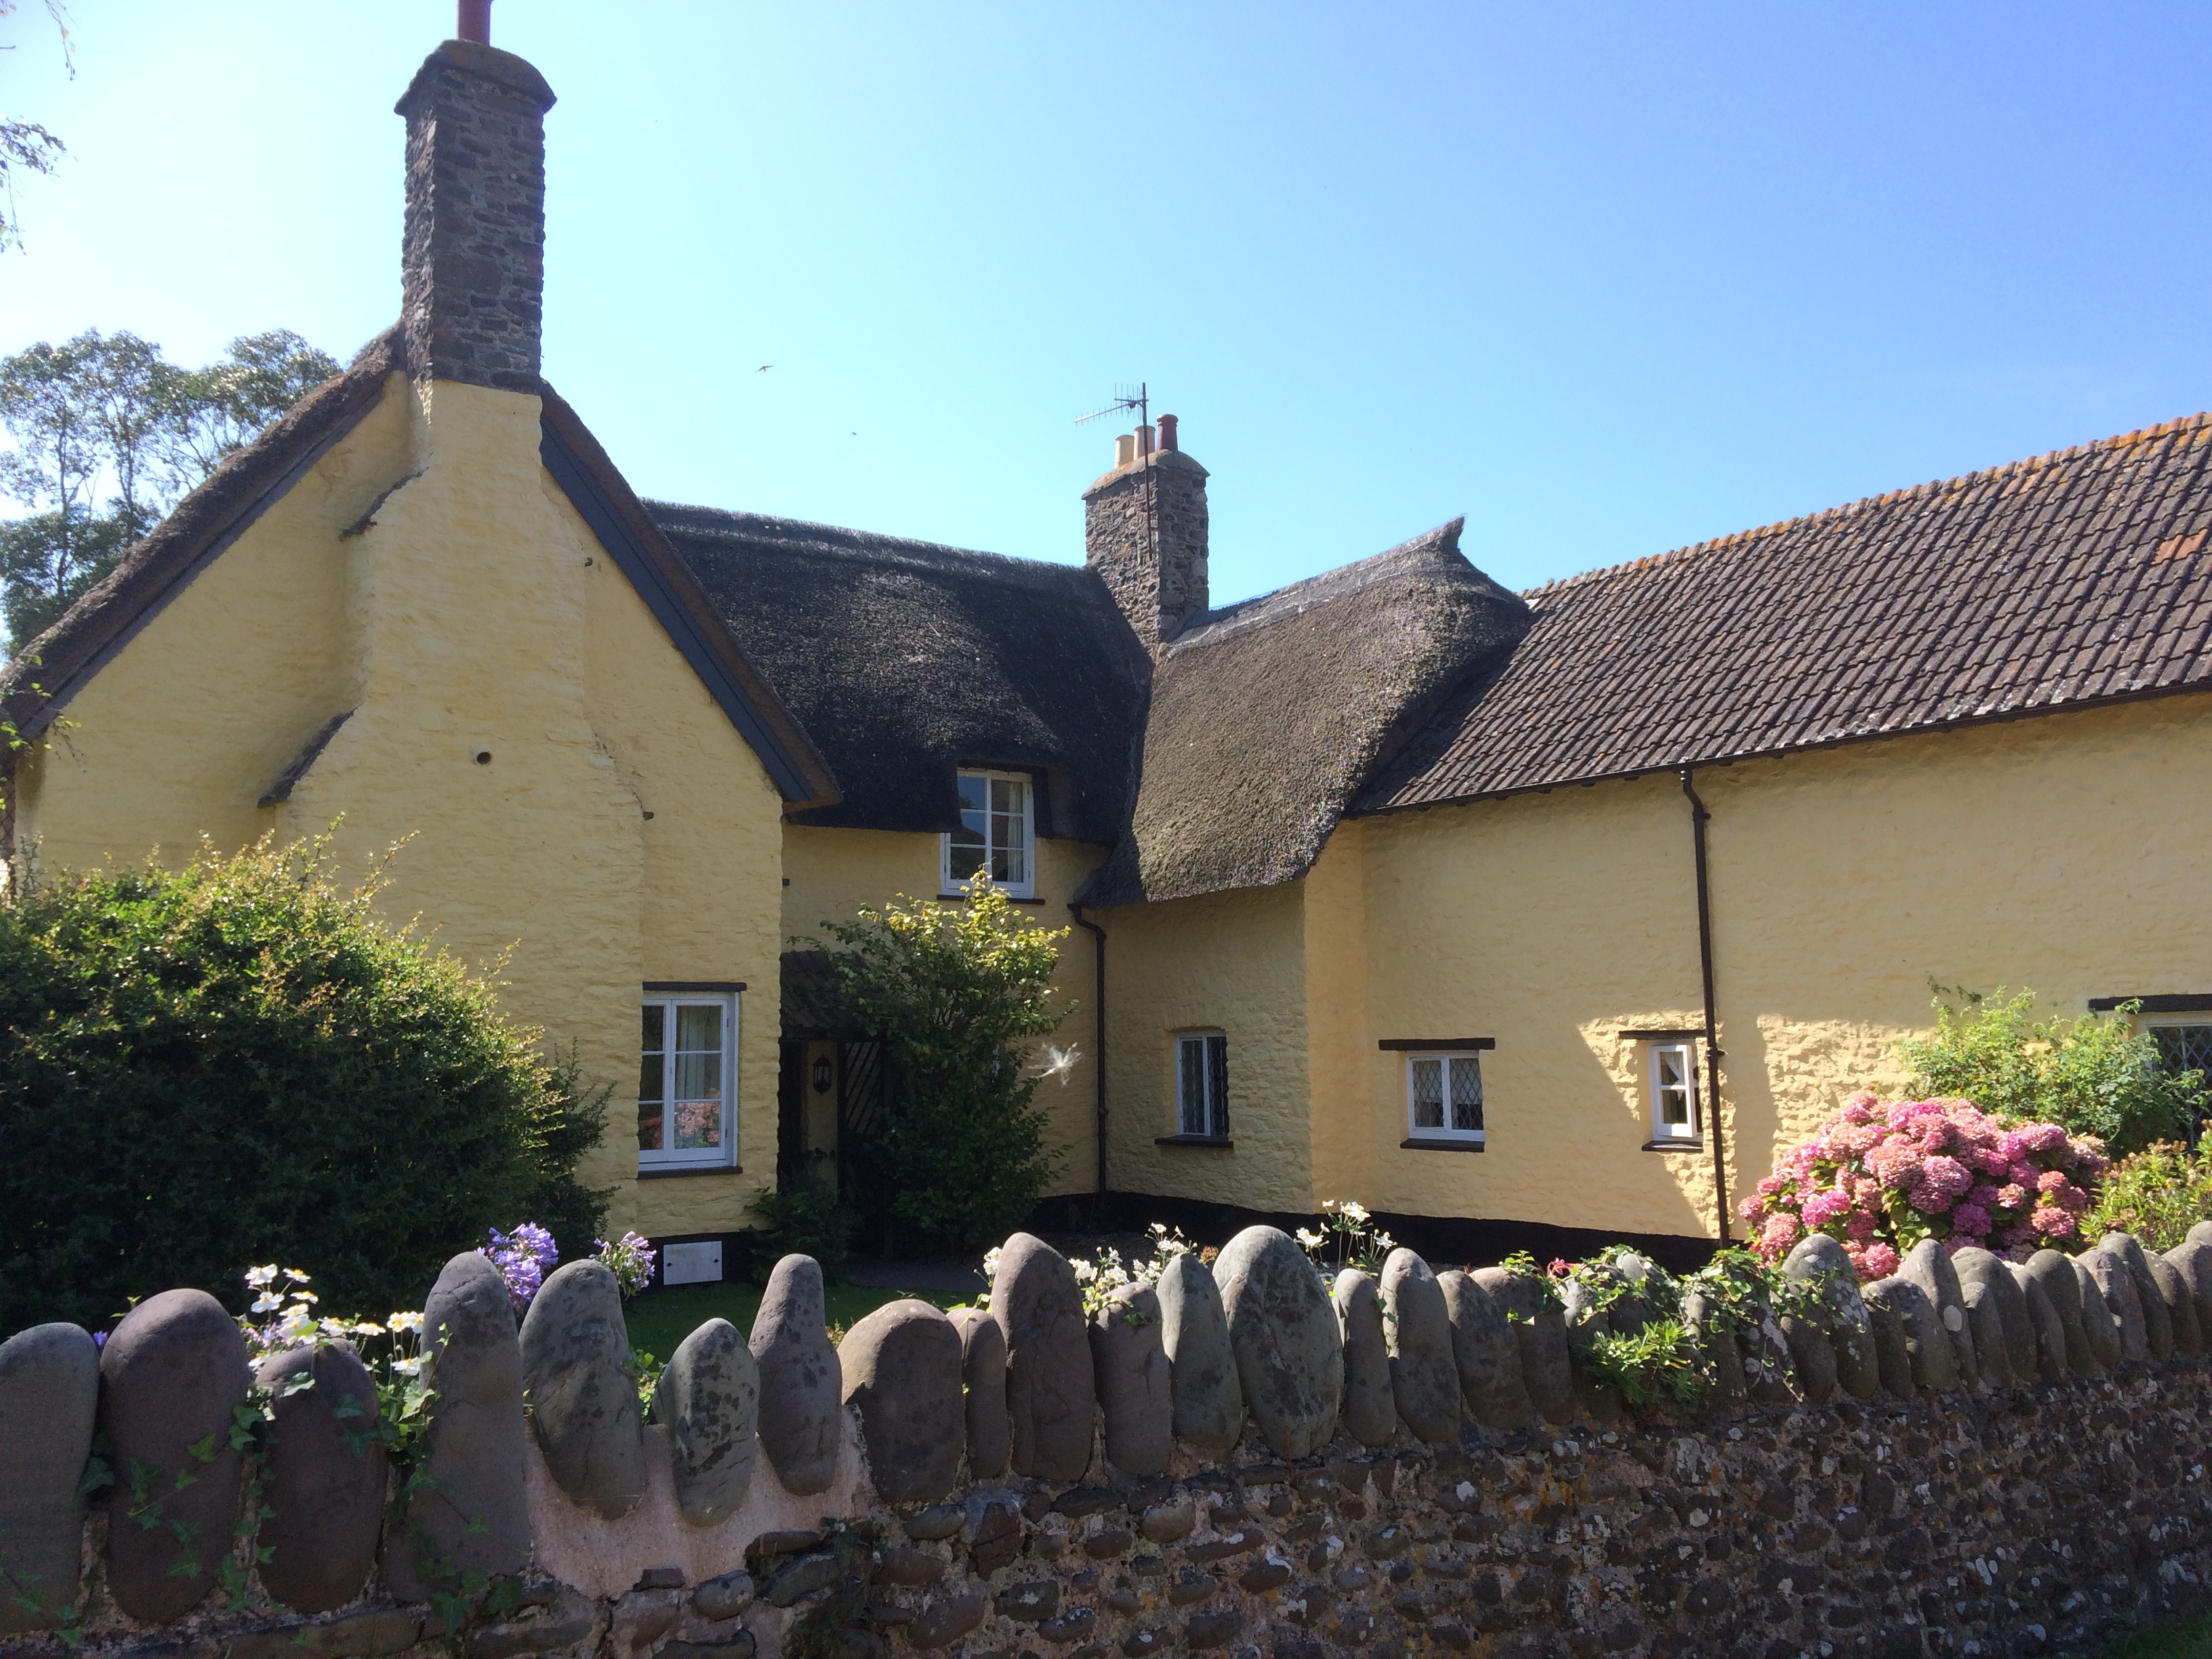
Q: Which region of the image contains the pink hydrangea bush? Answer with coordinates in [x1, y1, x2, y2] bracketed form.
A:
[1739, 1092, 2108, 1280]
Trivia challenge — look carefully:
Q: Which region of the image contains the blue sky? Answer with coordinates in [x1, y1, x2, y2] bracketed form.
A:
[5, 3, 2212, 605]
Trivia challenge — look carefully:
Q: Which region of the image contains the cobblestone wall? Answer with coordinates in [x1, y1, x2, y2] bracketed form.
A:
[4, 1227, 2211, 1659]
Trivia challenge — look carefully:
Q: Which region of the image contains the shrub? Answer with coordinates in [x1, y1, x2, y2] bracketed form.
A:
[821, 877, 1068, 1253]
[2088, 1141, 2212, 1250]
[747, 1186, 856, 1278]
[1740, 1092, 2106, 1277]
[0, 835, 608, 1334]
[1896, 987, 2201, 1157]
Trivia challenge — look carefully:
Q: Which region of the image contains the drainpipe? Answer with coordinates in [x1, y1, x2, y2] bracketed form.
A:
[1069, 904, 1109, 1230]
[1680, 769, 1731, 1246]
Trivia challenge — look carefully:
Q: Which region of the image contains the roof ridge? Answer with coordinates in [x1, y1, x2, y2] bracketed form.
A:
[645, 499, 1101, 585]
[1520, 409, 2212, 604]
[1172, 518, 1476, 649]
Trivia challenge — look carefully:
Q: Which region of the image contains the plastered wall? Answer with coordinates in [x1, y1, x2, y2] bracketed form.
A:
[11, 376, 790, 1244]
[781, 825, 1106, 1199]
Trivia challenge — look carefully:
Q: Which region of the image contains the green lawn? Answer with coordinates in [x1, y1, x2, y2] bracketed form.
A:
[624, 1278, 972, 1363]
[2097, 1618, 2212, 1658]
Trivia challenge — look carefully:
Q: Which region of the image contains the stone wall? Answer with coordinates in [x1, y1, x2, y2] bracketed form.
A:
[1082, 449, 1210, 648]
[6, 1225, 2212, 1659]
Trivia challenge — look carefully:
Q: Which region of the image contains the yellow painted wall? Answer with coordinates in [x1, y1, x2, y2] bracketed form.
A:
[781, 824, 1106, 1199]
[12, 375, 790, 1244]
[1099, 880, 1313, 1209]
[1339, 691, 2212, 1240]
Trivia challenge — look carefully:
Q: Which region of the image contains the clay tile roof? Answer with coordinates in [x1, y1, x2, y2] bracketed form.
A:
[1362, 412, 2212, 812]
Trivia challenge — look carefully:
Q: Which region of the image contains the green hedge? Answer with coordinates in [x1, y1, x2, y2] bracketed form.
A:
[0, 836, 607, 1333]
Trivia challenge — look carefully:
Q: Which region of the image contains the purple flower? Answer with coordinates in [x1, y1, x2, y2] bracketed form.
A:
[482, 1223, 560, 1313]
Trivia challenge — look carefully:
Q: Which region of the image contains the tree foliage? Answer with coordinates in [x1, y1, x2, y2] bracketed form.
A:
[1895, 987, 2203, 1158]
[0, 329, 340, 647]
[0, 1, 72, 253]
[2088, 1140, 2212, 1251]
[822, 878, 1069, 1252]
[0, 834, 609, 1336]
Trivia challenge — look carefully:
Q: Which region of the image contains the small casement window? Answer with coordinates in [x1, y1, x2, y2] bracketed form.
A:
[638, 994, 738, 1169]
[943, 769, 1035, 898]
[2143, 1016, 2212, 1126]
[1176, 1031, 1229, 1139]
[1647, 1041, 1700, 1141]
[1406, 1054, 1484, 1144]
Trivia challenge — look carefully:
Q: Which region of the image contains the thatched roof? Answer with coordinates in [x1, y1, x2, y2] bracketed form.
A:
[1078, 520, 1532, 906]
[647, 504, 1151, 841]
[1364, 411, 2212, 811]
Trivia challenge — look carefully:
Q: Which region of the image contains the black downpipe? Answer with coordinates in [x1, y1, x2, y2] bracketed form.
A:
[1069, 904, 1109, 1229]
[1680, 769, 1731, 1246]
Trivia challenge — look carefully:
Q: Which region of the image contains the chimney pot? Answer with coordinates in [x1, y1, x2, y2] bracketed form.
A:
[1158, 413, 1179, 451]
[457, 0, 491, 43]
[1115, 433, 1137, 468]
[1136, 423, 1154, 457]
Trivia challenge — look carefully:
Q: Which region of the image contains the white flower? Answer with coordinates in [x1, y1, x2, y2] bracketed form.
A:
[386, 1311, 424, 1332]
[1071, 1259, 1097, 1283]
[1149, 1222, 1168, 1237]
[392, 1354, 427, 1378]
[281, 1268, 312, 1284]
[1340, 1201, 1370, 1225]
[1295, 1228, 1326, 1250]
[251, 1292, 284, 1314]
[349, 1321, 385, 1337]
[245, 1265, 280, 1289]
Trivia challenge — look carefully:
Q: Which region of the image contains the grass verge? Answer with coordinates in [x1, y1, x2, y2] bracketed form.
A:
[625, 1278, 972, 1361]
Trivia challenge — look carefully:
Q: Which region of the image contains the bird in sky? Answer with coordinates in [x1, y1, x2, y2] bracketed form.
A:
[755, 364, 773, 373]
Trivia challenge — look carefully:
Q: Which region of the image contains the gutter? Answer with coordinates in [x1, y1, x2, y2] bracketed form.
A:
[1680, 768, 1732, 1246]
[1068, 903, 1109, 1228]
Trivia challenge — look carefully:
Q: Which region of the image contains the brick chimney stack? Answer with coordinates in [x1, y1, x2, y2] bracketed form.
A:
[394, 24, 556, 392]
[1083, 416, 1210, 649]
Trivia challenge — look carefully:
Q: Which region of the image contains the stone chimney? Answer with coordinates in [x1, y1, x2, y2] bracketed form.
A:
[394, 22, 556, 392]
[1083, 414, 1210, 649]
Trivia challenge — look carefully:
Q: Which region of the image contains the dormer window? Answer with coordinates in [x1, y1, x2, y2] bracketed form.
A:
[943, 769, 1035, 898]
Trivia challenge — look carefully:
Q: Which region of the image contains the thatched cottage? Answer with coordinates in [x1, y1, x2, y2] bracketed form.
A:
[7, 22, 2212, 1271]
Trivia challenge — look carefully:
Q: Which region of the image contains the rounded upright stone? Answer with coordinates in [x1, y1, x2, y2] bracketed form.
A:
[2074, 1256, 2126, 1366]
[1439, 1270, 1534, 1429]
[1214, 1225, 1345, 1461]
[2078, 1254, 2135, 1365]
[1862, 1277, 1953, 1391]
[1681, 1289, 1748, 1414]
[2166, 1240, 2212, 1340]
[1475, 1267, 1574, 1425]
[1332, 1271, 1396, 1448]
[385, 1251, 531, 1602]
[0, 1323, 98, 1633]
[1157, 1254, 1242, 1458]
[751, 1254, 844, 1495]
[100, 1290, 250, 1622]
[1854, 1282, 1915, 1400]
[1779, 1314, 1839, 1404]
[1557, 1279, 1623, 1425]
[652, 1317, 758, 1525]
[1953, 1249, 2034, 1384]
[945, 1308, 1010, 1477]
[1089, 1283, 1172, 1478]
[520, 1259, 646, 1519]
[2023, 1250, 2100, 1377]
[2190, 1220, 2212, 1252]
[2010, 1262, 2068, 1381]
[2149, 1253, 2205, 1359]
[1900, 1240, 1978, 1387]
[989, 1233, 1097, 1481]
[1784, 1234, 1879, 1401]
[842, 1299, 964, 1503]
[1738, 1302, 1799, 1406]
[1948, 1254, 2013, 1388]
[2098, 1235, 2171, 1361]
[257, 1341, 386, 1613]
[1380, 1250, 1460, 1444]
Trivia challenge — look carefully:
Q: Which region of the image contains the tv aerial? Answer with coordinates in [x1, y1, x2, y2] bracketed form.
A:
[1074, 382, 1149, 432]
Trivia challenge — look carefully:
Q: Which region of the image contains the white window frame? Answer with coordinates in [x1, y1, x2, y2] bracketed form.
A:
[941, 768, 1037, 899]
[638, 991, 740, 1170]
[1175, 1030, 1229, 1139]
[1404, 1052, 1485, 1145]
[1646, 1040, 1700, 1142]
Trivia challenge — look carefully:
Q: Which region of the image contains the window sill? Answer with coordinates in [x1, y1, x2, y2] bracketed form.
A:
[1641, 1141, 1703, 1153]
[637, 1164, 745, 1180]
[1401, 1137, 1485, 1153]
[939, 892, 1044, 905]
[1155, 1134, 1234, 1149]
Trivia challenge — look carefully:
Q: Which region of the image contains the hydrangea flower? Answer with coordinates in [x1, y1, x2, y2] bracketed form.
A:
[1739, 1092, 2106, 1279]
